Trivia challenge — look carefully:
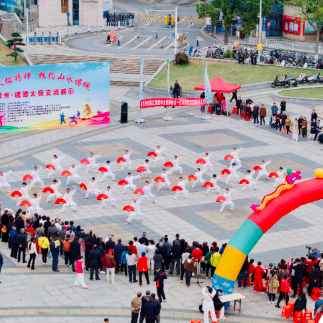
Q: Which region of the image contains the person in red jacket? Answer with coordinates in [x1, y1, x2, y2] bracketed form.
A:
[128, 241, 137, 256]
[253, 261, 264, 293]
[275, 275, 290, 308]
[138, 252, 150, 287]
[247, 259, 255, 286]
[192, 244, 203, 277]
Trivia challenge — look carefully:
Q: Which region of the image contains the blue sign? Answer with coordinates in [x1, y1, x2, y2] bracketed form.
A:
[216, 27, 231, 33]
[206, 25, 211, 31]
[237, 19, 242, 26]
[262, 17, 266, 32]
[172, 32, 175, 38]
[67, 12, 70, 24]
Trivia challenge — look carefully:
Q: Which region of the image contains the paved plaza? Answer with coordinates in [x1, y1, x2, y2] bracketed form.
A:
[0, 86, 323, 322]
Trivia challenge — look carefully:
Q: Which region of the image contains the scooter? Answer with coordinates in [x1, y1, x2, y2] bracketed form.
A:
[316, 72, 323, 83]
[298, 73, 313, 85]
[271, 75, 291, 88]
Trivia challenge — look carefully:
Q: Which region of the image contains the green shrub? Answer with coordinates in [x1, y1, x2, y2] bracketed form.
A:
[174, 51, 189, 65]
[223, 50, 232, 58]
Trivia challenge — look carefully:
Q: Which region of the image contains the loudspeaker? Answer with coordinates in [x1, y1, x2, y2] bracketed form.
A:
[121, 102, 128, 123]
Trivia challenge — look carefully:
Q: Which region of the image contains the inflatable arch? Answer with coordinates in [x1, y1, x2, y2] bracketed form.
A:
[212, 170, 323, 295]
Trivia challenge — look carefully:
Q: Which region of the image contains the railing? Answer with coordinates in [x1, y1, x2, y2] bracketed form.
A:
[134, 14, 205, 25]
[265, 38, 323, 54]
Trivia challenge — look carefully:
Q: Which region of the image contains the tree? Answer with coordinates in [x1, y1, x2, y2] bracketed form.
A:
[283, 0, 323, 57]
[196, 0, 236, 45]
[6, 32, 25, 61]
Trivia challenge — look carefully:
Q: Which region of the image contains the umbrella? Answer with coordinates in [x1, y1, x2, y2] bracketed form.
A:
[118, 180, 129, 185]
[80, 159, 90, 165]
[61, 170, 72, 176]
[239, 179, 250, 185]
[134, 188, 145, 195]
[137, 166, 147, 173]
[97, 194, 108, 200]
[164, 161, 174, 167]
[224, 154, 234, 160]
[20, 200, 31, 207]
[11, 191, 22, 197]
[196, 158, 206, 164]
[79, 183, 87, 190]
[172, 186, 183, 191]
[188, 175, 197, 181]
[216, 196, 226, 202]
[147, 151, 157, 157]
[43, 187, 54, 194]
[154, 176, 165, 182]
[46, 164, 56, 170]
[23, 174, 33, 181]
[221, 169, 231, 175]
[55, 198, 66, 204]
[268, 172, 279, 178]
[203, 182, 214, 188]
[98, 167, 108, 173]
[253, 166, 262, 171]
[117, 157, 126, 163]
[123, 205, 135, 212]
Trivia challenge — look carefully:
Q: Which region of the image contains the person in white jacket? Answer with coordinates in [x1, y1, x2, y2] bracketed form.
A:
[154, 146, 166, 165]
[256, 159, 271, 180]
[0, 168, 13, 193]
[85, 151, 101, 173]
[31, 166, 44, 189]
[126, 198, 143, 224]
[204, 151, 213, 171]
[99, 159, 116, 182]
[60, 187, 77, 213]
[174, 177, 188, 200]
[66, 164, 82, 185]
[139, 159, 154, 179]
[273, 166, 287, 188]
[27, 192, 43, 214]
[100, 185, 117, 208]
[121, 149, 132, 170]
[192, 168, 206, 188]
[122, 173, 140, 194]
[85, 175, 101, 198]
[141, 180, 156, 203]
[157, 169, 172, 190]
[230, 145, 243, 165]
[27, 238, 37, 270]
[220, 187, 236, 212]
[242, 170, 257, 191]
[170, 155, 183, 175]
[226, 163, 242, 185]
[48, 155, 65, 177]
[17, 180, 35, 206]
[202, 286, 217, 323]
[205, 174, 220, 195]
[46, 179, 63, 202]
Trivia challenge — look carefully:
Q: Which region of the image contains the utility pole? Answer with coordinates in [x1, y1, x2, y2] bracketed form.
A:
[258, 0, 262, 61]
[174, 6, 178, 56]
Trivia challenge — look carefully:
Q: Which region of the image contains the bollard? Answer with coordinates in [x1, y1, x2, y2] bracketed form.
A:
[49, 31, 52, 45]
[117, 39, 120, 46]
[34, 32, 37, 45]
[42, 31, 44, 45]
[156, 33, 158, 38]
[160, 41, 163, 48]
[137, 32, 139, 38]
[196, 40, 199, 46]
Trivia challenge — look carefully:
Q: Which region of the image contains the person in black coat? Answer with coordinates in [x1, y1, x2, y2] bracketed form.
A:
[14, 215, 24, 236]
[308, 264, 321, 296]
[280, 99, 286, 114]
[280, 112, 287, 131]
[114, 239, 124, 273]
[253, 104, 259, 124]
[298, 116, 303, 136]
[0, 250, 3, 282]
[236, 97, 242, 115]
[311, 109, 318, 121]
[143, 297, 158, 323]
[154, 267, 167, 302]
[213, 289, 225, 319]
[17, 228, 27, 263]
[309, 119, 317, 140]
[174, 80, 180, 98]
[139, 291, 151, 323]
[293, 292, 307, 315]
[230, 90, 238, 103]
[70, 238, 81, 272]
[169, 241, 182, 275]
[291, 258, 306, 297]
[1, 210, 9, 242]
[89, 244, 101, 280]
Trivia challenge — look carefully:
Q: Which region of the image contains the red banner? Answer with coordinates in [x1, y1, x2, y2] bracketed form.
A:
[140, 98, 206, 109]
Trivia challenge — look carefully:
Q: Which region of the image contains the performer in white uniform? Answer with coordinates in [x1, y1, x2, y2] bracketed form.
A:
[154, 146, 166, 165]
[256, 159, 271, 181]
[170, 155, 183, 175]
[46, 179, 63, 202]
[17, 180, 35, 206]
[85, 151, 101, 173]
[230, 146, 243, 165]
[157, 169, 172, 190]
[99, 159, 116, 182]
[48, 155, 65, 177]
[202, 286, 217, 323]
[273, 166, 287, 188]
[0, 168, 13, 193]
[205, 174, 220, 195]
[226, 163, 242, 185]
[242, 170, 257, 191]
[31, 166, 44, 189]
[174, 177, 188, 200]
[192, 168, 206, 188]
[66, 164, 82, 185]
[141, 180, 156, 203]
[220, 187, 236, 212]
[85, 175, 101, 198]
[126, 198, 143, 224]
[139, 159, 154, 179]
[120, 149, 132, 170]
[204, 151, 213, 171]
[100, 185, 117, 208]
[60, 187, 77, 213]
[122, 173, 140, 194]
[27, 192, 43, 214]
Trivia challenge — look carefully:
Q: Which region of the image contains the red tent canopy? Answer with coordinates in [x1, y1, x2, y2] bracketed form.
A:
[194, 77, 241, 93]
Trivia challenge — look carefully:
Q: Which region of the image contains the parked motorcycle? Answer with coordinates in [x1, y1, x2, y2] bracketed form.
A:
[271, 75, 291, 88]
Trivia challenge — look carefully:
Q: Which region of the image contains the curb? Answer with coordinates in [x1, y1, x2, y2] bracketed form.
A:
[274, 85, 323, 105]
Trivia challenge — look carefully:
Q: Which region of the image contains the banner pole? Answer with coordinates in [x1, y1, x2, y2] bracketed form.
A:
[163, 60, 173, 121]
[135, 59, 145, 123]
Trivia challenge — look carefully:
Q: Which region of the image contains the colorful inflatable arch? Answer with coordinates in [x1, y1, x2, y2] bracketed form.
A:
[212, 169, 323, 295]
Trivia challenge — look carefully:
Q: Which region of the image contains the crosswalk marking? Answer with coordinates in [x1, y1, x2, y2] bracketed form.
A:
[131, 36, 152, 50]
[147, 36, 167, 51]
[118, 35, 138, 49]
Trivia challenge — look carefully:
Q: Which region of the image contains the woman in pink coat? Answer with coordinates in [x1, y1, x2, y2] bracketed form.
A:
[74, 255, 88, 288]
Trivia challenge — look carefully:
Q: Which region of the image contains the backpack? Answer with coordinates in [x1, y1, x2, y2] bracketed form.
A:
[294, 297, 306, 311]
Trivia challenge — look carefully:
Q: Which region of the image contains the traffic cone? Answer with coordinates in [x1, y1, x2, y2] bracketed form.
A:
[283, 126, 286, 132]
[246, 115, 249, 121]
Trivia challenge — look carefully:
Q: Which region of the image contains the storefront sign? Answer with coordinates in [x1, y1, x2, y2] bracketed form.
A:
[282, 15, 300, 35]
[303, 19, 323, 34]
